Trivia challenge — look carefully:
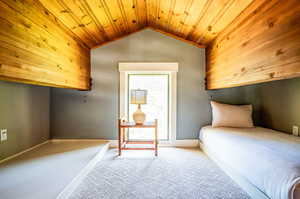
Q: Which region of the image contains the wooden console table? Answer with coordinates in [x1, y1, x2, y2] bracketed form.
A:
[118, 119, 158, 156]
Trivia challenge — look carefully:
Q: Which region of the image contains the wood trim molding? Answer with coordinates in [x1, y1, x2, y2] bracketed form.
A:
[118, 62, 179, 72]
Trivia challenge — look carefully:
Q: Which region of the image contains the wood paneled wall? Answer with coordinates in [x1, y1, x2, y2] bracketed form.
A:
[0, 0, 90, 90]
[2, 0, 254, 90]
[2, 0, 299, 90]
[206, 0, 300, 90]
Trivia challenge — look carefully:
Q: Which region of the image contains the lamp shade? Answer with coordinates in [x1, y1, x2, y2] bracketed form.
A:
[130, 89, 147, 104]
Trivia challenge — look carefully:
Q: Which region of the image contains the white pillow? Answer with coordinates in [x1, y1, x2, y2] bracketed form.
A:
[211, 101, 254, 128]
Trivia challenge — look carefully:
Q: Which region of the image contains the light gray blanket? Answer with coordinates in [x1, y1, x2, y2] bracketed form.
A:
[200, 126, 300, 199]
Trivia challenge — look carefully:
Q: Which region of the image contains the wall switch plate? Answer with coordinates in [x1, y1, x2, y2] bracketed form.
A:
[293, 126, 299, 136]
[1, 129, 7, 141]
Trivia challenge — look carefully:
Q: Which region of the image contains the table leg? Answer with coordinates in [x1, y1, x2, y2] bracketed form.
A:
[155, 119, 158, 156]
[118, 119, 121, 156]
[123, 128, 126, 145]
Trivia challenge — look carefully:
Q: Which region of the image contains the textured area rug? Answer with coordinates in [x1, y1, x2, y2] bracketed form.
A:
[69, 148, 251, 199]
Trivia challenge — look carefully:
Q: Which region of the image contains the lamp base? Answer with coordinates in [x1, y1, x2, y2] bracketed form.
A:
[133, 105, 146, 124]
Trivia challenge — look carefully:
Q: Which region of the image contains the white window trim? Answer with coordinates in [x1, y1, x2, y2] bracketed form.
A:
[119, 62, 178, 144]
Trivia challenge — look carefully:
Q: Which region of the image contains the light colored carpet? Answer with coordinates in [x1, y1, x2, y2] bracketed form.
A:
[0, 141, 108, 199]
[69, 148, 251, 199]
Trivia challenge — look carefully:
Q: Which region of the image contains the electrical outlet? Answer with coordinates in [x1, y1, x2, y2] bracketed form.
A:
[293, 126, 299, 136]
[1, 129, 7, 141]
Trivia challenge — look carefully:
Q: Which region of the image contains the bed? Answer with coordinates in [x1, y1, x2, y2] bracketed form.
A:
[199, 126, 300, 199]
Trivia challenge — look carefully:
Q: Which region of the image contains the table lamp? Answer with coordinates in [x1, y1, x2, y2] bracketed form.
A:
[130, 89, 147, 124]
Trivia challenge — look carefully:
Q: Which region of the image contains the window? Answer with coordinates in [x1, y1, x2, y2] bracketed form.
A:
[128, 74, 169, 140]
[119, 63, 178, 143]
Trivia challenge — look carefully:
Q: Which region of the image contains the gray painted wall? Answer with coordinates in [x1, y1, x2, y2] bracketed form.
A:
[51, 29, 210, 140]
[208, 77, 300, 134]
[50, 29, 262, 140]
[259, 78, 300, 134]
[0, 81, 50, 160]
[207, 85, 262, 126]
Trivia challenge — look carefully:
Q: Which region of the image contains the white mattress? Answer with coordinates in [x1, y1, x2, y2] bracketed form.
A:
[199, 126, 300, 199]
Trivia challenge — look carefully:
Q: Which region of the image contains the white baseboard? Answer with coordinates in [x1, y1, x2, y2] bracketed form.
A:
[0, 140, 50, 164]
[108, 139, 199, 148]
[50, 139, 108, 143]
[172, 139, 199, 147]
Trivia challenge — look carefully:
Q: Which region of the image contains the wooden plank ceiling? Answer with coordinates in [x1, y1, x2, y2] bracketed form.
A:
[38, 0, 254, 49]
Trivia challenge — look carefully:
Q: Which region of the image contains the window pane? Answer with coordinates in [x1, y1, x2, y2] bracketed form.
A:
[128, 74, 169, 140]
